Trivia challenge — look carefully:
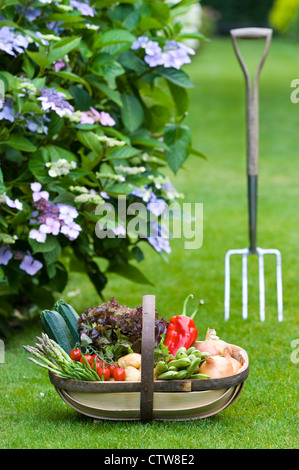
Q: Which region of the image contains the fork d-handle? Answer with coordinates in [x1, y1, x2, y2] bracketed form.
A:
[230, 27, 272, 253]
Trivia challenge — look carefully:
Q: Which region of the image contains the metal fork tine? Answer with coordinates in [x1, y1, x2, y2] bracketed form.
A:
[225, 248, 283, 321]
[257, 248, 266, 321]
[224, 250, 231, 321]
[242, 253, 248, 320]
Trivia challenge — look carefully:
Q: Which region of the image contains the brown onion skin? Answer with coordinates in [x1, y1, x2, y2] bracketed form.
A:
[223, 348, 242, 374]
[196, 341, 221, 355]
[198, 355, 234, 378]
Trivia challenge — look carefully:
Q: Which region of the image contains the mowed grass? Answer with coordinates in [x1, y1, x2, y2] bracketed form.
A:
[1, 37, 299, 449]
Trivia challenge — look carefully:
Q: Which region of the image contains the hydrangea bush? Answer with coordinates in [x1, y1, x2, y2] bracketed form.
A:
[0, 0, 204, 334]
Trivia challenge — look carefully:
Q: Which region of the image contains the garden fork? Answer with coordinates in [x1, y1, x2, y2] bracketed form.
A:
[224, 27, 283, 322]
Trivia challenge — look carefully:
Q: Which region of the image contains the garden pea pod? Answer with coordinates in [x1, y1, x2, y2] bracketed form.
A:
[168, 365, 178, 371]
[190, 373, 209, 379]
[175, 346, 187, 355]
[185, 357, 202, 378]
[158, 371, 179, 380]
[186, 346, 197, 355]
[169, 358, 191, 369]
[175, 370, 189, 379]
[187, 354, 197, 362]
[155, 361, 168, 376]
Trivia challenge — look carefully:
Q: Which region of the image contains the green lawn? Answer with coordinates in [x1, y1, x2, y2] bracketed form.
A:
[1, 37, 299, 449]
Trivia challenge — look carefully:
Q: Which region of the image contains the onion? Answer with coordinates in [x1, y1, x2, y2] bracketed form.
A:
[223, 348, 242, 374]
[196, 341, 221, 355]
[204, 328, 233, 356]
[198, 355, 234, 379]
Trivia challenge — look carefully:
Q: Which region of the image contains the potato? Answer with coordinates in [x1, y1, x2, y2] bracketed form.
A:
[118, 353, 141, 369]
[124, 366, 141, 382]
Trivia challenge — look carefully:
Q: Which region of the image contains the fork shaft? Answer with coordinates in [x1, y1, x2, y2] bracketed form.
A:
[248, 175, 258, 253]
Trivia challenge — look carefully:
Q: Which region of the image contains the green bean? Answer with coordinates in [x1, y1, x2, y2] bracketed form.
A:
[190, 373, 209, 379]
[158, 371, 179, 380]
[185, 357, 202, 378]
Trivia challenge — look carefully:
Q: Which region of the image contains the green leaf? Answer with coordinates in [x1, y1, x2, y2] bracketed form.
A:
[167, 81, 189, 117]
[50, 71, 92, 95]
[26, 49, 49, 69]
[0, 168, 5, 193]
[108, 262, 153, 285]
[130, 130, 169, 150]
[29, 235, 61, 254]
[99, 29, 135, 48]
[88, 53, 125, 88]
[86, 77, 123, 107]
[190, 147, 207, 160]
[118, 51, 148, 74]
[28, 159, 51, 183]
[121, 93, 144, 132]
[48, 36, 82, 64]
[105, 146, 140, 160]
[138, 16, 164, 33]
[1, 135, 37, 152]
[149, 105, 171, 133]
[178, 32, 208, 41]
[157, 67, 194, 89]
[76, 130, 103, 155]
[164, 124, 191, 173]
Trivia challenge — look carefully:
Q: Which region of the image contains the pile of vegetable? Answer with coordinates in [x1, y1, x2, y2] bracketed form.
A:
[23, 295, 243, 383]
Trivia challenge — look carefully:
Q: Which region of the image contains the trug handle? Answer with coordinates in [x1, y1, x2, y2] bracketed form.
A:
[140, 294, 155, 422]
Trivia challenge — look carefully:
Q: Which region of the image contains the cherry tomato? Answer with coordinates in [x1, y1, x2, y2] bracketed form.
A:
[96, 364, 110, 381]
[109, 363, 119, 377]
[91, 355, 109, 369]
[113, 367, 126, 381]
[80, 354, 94, 366]
[70, 348, 82, 361]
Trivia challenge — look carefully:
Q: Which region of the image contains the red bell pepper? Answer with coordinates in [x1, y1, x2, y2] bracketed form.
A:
[164, 294, 202, 357]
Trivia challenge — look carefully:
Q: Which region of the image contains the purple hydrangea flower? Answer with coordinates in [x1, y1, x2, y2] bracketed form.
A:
[70, 0, 96, 17]
[100, 191, 110, 200]
[80, 107, 115, 126]
[162, 41, 195, 69]
[37, 87, 74, 118]
[19, 254, 43, 276]
[131, 36, 149, 50]
[131, 36, 195, 70]
[60, 221, 81, 240]
[144, 41, 164, 67]
[0, 27, 29, 56]
[0, 245, 13, 265]
[31, 182, 50, 202]
[146, 193, 167, 217]
[29, 228, 47, 243]
[24, 8, 41, 21]
[112, 225, 126, 236]
[39, 217, 60, 236]
[53, 58, 68, 72]
[5, 195, 23, 211]
[0, 100, 14, 123]
[148, 223, 171, 254]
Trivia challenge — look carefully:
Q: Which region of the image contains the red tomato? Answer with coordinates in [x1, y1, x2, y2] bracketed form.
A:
[113, 367, 126, 381]
[91, 355, 109, 368]
[70, 348, 82, 361]
[96, 364, 110, 381]
[80, 354, 94, 366]
[109, 363, 119, 377]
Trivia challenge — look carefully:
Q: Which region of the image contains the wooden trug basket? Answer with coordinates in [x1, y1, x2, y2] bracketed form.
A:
[49, 295, 249, 422]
